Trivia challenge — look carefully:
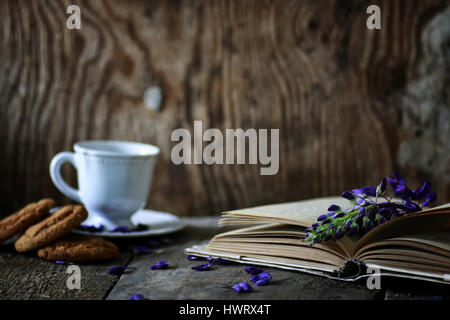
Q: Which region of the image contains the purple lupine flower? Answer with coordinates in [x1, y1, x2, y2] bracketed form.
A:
[232, 282, 252, 293]
[306, 173, 437, 246]
[192, 263, 212, 271]
[112, 226, 130, 233]
[245, 266, 263, 275]
[108, 265, 126, 276]
[150, 260, 169, 270]
[130, 294, 146, 300]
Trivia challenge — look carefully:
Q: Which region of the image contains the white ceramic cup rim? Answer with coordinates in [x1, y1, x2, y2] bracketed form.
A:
[74, 140, 160, 158]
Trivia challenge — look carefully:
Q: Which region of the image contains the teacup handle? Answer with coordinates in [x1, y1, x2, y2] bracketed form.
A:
[49, 152, 81, 203]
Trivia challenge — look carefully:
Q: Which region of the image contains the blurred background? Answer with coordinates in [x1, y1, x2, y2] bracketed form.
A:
[0, 0, 449, 217]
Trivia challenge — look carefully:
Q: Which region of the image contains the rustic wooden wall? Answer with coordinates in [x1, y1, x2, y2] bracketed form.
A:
[0, 0, 449, 217]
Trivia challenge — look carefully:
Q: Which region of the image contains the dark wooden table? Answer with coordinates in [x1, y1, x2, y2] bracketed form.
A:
[0, 217, 448, 300]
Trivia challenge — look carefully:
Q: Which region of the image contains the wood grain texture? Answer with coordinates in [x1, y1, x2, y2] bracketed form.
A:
[107, 217, 384, 300]
[0, 245, 131, 299]
[0, 0, 449, 217]
[0, 218, 448, 300]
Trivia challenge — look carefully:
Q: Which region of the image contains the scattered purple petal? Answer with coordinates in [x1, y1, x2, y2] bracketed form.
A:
[245, 266, 263, 275]
[55, 260, 74, 265]
[130, 294, 146, 300]
[250, 272, 271, 285]
[255, 279, 270, 286]
[150, 260, 169, 270]
[232, 282, 252, 293]
[108, 265, 126, 276]
[192, 263, 212, 271]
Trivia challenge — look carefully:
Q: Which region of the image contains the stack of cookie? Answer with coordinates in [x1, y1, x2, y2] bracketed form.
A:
[0, 199, 119, 262]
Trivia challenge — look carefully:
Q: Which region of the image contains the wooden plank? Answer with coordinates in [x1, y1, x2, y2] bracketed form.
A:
[0, 243, 132, 300]
[0, 0, 449, 218]
[107, 218, 383, 300]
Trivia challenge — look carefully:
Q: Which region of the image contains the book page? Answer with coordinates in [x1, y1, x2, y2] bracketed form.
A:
[221, 197, 351, 227]
[354, 204, 450, 254]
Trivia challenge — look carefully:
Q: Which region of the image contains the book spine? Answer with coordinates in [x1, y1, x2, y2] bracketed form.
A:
[333, 259, 367, 279]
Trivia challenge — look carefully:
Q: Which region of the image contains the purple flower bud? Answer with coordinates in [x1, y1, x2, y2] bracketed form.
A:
[335, 228, 344, 239]
[327, 211, 335, 216]
[348, 223, 359, 236]
[344, 220, 353, 231]
[365, 220, 374, 233]
[312, 223, 319, 230]
[361, 187, 377, 196]
[317, 215, 328, 222]
[333, 212, 345, 218]
[328, 205, 341, 211]
[342, 191, 355, 201]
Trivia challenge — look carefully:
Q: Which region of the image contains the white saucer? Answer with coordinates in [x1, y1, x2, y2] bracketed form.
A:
[71, 209, 186, 238]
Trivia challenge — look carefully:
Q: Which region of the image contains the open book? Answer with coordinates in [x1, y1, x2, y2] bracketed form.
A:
[185, 197, 450, 284]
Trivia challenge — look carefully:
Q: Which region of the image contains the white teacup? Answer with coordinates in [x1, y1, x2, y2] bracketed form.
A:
[50, 140, 160, 230]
